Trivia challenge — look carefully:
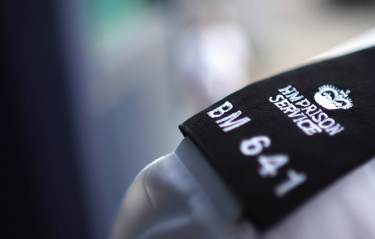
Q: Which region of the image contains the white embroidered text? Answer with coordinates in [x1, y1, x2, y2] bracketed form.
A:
[270, 85, 344, 136]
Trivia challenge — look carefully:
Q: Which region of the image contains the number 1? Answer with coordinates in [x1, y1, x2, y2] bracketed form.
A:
[274, 169, 307, 198]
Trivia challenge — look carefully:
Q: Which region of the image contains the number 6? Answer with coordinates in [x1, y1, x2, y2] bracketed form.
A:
[240, 136, 271, 156]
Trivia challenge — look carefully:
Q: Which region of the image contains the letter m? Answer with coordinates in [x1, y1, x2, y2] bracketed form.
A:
[216, 110, 250, 132]
[286, 91, 303, 102]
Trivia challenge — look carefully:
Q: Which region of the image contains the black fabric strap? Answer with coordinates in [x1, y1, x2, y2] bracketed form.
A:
[179, 47, 375, 229]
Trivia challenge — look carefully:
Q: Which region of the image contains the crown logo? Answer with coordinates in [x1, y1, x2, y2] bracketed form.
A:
[314, 85, 353, 110]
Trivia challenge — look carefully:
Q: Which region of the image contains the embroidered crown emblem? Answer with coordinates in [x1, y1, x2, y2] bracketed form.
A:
[314, 85, 353, 110]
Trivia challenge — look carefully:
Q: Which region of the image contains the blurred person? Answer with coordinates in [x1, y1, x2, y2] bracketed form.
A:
[174, 2, 255, 114]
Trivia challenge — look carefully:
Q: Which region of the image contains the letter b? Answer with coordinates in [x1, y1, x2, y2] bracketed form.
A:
[207, 101, 233, 118]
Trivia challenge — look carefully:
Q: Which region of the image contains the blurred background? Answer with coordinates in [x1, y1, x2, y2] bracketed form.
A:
[2, 0, 375, 238]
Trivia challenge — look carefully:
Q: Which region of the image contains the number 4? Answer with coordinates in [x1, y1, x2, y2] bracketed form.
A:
[258, 154, 289, 178]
